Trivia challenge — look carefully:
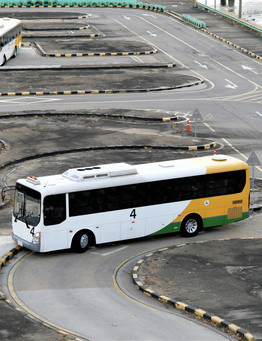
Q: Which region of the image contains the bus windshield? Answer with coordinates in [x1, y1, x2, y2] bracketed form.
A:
[13, 184, 41, 227]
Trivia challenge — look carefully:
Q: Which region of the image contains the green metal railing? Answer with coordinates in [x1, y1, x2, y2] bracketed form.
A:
[182, 14, 206, 28]
[0, 0, 166, 10]
[194, 2, 262, 37]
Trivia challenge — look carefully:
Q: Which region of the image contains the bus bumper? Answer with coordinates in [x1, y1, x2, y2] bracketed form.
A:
[12, 233, 41, 252]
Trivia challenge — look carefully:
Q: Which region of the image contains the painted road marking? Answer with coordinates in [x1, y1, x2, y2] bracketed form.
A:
[225, 79, 238, 89]
[0, 97, 61, 104]
[222, 138, 262, 173]
[91, 246, 128, 256]
[147, 30, 157, 37]
[241, 65, 258, 75]
[194, 60, 208, 69]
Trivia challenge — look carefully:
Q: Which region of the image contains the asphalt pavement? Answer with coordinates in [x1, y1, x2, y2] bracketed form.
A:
[135, 236, 262, 340]
[163, 0, 262, 57]
[0, 2, 262, 340]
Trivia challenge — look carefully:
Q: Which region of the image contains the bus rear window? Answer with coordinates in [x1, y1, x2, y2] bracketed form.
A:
[44, 194, 66, 226]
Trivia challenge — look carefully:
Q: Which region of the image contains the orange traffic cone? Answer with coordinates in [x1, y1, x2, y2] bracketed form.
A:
[214, 149, 216, 155]
[186, 120, 190, 133]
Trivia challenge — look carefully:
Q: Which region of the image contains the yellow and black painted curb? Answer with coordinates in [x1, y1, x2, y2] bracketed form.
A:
[0, 141, 217, 172]
[1, 4, 167, 13]
[202, 29, 262, 61]
[0, 79, 203, 97]
[166, 10, 262, 61]
[0, 245, 22, 271]
[132, 240, 255, 341]
[21, 42, 32, 47]
[187, 141, 216, 151]
[1, 249, 84, 340]
[1, 63, 175, 71]
[24, 32, 101, 38]
[35, 43, 158, 57]
[25, 24, 90, 31]
[0, 110, 178, 121]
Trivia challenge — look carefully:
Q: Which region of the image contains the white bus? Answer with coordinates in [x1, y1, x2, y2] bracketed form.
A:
[0, 17, 22, 66]
[12, 155, 250, 253]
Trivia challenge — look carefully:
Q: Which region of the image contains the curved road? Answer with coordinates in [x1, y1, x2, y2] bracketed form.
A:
[1, 6, 262, 341]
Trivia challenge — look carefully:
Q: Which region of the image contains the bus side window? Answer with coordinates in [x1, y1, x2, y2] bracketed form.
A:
[44, 194, 66, 226]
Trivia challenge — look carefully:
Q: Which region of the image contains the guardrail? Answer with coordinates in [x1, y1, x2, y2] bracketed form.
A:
[194, 2, 262, 37]
[0, 0, 166, 10]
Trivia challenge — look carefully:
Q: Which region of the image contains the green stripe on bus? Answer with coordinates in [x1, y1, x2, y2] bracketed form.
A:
[150, 222, 181, 236]
[203, 211, 249, 228]
[150, 211, 249, 236]
[203, 215, 225, 228]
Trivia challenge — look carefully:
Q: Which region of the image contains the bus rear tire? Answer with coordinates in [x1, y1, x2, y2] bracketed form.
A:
[1, 55, 6, 66]
[71, 230, 91, 253]
[181, 214, 202, 237]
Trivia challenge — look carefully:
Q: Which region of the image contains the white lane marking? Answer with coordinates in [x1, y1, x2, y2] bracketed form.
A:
[0, 97, 61, 104]
[123, 15, 130, 20]
[241, 65, 258, 75]
[225, 79, 238, 89]
[91, 245, 128, 256]
[222, 138, 262, 173]
[194, 60, 208, 69]
[203, 122, 216, 133]
[146, 30, 157, 37]
[131, 55, 143, 63]
[255, 111, 262, 118]
[142, 14, 157, 18]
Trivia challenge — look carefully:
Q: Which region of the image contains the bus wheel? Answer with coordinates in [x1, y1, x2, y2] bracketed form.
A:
[71, 230, 90, 253]
[181, 214, 201, 237]
[1, 55, 6, 66]
[12, 47, 17, 58]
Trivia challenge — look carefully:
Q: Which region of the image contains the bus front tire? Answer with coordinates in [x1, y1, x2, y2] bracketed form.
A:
[181, 214, 202, 237]
[71, 230, 90, 253]
[1, 55, 6, 66]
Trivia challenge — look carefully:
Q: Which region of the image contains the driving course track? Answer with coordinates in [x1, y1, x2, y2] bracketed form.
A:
[0, 2, 260, 337]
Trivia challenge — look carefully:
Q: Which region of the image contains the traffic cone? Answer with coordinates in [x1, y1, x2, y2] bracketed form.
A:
[214, 149, 216, 155]
[186, 120, 190, 133]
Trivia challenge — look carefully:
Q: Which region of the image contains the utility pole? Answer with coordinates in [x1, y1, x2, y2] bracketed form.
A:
[238, 0, 242, 18]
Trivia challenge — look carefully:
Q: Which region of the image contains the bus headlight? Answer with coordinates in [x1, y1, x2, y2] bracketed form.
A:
[32, 232, 41, 244]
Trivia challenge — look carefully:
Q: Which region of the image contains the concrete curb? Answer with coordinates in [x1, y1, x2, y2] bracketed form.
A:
[0, 63, 175, 71]
[0, 246, 83, 340]
[0, 141, 217, 171]
[23, 24, 91, 31]
[0, 110, 179, 121]
[0, 4, 167, 13]
[21, 42, 32, 47]
[202, 29, 262, 61]
[0, 245, 23, 271]
[34, 42, 158, 57]
[0, 79, 203, 96]
[25, 32, 101, 38]
[0, 195, 12, 209]
[132, 239, 256, 341]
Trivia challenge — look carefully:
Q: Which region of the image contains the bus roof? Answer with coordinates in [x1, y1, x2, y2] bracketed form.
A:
[0, 18, 21, 36]
[17, 155, 248, 196]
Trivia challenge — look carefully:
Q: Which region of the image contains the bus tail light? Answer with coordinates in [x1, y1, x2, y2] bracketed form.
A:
[32, 232, 41, 244]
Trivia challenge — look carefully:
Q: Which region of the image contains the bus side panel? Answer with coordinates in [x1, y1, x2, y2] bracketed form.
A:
[202, 209, 225, 228]
[174, 191, 249, 230]
[42, 224, 68, 252]
[147, 201, 191, 236]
